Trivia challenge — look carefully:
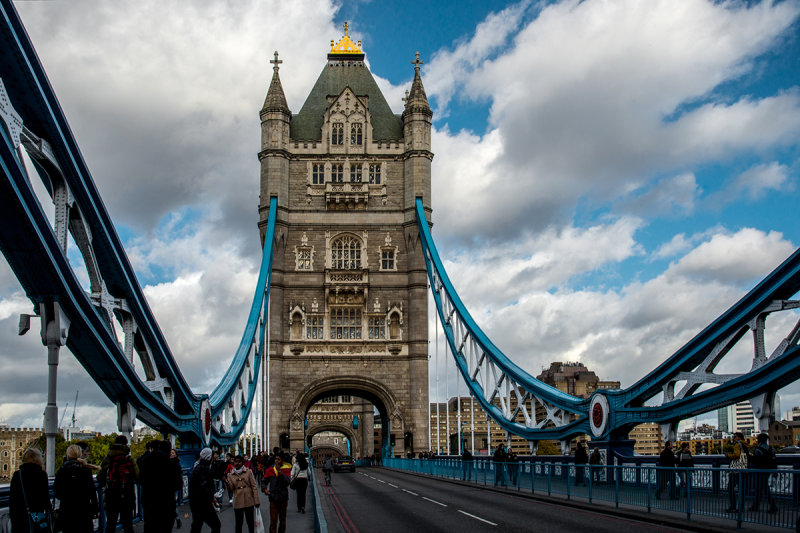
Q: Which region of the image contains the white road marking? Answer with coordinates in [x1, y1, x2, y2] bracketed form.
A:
[458, 510, 497, 526]
[378, 479, 386, 483]
[388, 483, 398, 488]
[402, 489, 419, 496]
[422, 497, 446, 507]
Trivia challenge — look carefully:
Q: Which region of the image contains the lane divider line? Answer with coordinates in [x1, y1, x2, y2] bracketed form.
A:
[422, 497, 446, 507]
[401, 489, 419, 496]
[388, 483, 398, 488]
[458, 510, 497, 526]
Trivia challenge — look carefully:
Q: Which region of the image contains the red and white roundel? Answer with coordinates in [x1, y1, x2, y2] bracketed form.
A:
[589, 394, 610, 438]
[200, 399, 212, 445]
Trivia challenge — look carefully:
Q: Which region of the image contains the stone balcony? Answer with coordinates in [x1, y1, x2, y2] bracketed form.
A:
[325, 181, 369, 209]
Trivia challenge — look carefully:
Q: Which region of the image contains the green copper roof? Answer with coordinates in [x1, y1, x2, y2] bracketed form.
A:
[290, 61, 403, 141]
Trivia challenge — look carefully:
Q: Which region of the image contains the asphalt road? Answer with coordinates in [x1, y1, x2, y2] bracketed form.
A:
[320, 467, 690, 533]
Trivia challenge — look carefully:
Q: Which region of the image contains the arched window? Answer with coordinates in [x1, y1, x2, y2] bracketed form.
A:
[350, 123, 363, 145]
[331, 235, 361, 270]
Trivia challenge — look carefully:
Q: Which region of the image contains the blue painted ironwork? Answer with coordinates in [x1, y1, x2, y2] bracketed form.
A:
[0, 0, 275, 446]
[416, 198, 800, 443]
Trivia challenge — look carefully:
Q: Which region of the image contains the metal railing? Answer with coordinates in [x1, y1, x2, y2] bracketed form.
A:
[384, 458, 800, 529]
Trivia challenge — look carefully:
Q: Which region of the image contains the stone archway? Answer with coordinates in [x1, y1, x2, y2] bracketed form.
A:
[289, 375, 405, 456]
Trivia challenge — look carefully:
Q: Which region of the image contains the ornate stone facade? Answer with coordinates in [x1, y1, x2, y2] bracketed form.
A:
[258, 27, 431, 456]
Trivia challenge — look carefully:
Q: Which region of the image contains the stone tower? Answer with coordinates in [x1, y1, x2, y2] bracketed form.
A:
[258, 24, 432, 457]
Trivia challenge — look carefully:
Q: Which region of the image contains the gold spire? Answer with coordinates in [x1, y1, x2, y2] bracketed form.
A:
[330, 21, 362, 54]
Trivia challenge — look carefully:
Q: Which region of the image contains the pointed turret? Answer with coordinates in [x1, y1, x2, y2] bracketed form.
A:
[403, 52, 432, 119]
[261, 51, 290, 117]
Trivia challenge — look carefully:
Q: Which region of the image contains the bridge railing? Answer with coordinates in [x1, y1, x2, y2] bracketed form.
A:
[384, 457, 800, 529]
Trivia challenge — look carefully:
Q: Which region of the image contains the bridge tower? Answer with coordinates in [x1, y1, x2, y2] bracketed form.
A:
[258, 25, 432, 457]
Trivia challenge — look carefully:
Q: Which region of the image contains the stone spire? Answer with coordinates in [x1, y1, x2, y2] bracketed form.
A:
[403, 51, 431, 118]
[262, 51, 290, 116]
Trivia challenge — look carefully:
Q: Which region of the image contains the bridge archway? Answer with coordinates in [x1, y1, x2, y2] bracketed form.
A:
[289, 375, 404, 457]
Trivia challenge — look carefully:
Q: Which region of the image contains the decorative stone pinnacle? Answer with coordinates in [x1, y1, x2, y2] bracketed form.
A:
[270, 51, 282, 72]
[412, 51, 424, 70]
[330, 21, 363, 54]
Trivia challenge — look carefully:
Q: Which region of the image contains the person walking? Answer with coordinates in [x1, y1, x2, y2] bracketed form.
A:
[574, 441, 588, 486]
[726, 432, 749, 513]
[589, 447, 603, 484]
[9, 448, 52, 533]
[169, 448, 185, 529]
[655, 441, 677, 500]
[225, 455, 260, 533]
[492, 443, 506, 487]
[675, 443, 694, 497]
[54, 445, 98, 533]
[460, 448, 474, 482]
[322, 456, 333, 487]
[98, 435, 139, 533]
[289, 453, 309, 513]
[262, 453, 291, 533]
[189, 448, 221, 533]
[750, 433, 778, 513]
[139, 440, 183, 533]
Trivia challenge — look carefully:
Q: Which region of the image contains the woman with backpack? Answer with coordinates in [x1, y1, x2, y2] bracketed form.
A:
[290, 454, 309, 513]
[54, 445, 98, 533]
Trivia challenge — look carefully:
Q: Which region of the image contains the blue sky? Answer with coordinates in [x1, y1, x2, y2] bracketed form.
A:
[1, 0, 799, 435]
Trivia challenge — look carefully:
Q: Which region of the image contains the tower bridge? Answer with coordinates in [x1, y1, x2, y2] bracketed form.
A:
[1, 1, 800, 473]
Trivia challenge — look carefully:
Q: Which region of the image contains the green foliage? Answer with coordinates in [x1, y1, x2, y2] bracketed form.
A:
[536, 440, 561, 455]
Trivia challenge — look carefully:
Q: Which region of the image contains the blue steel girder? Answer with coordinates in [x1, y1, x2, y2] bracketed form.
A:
[415, 198, 800, 441]
[0, 0, 273, 446]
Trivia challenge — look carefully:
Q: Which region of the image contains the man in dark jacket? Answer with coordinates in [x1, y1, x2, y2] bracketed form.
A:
[98, 436, 139, 533]
[262, 453, 291, 533]
[189, 448, 220, 533]
[492, 443, 506, 486]
[655, 440, 677, 500]
[139, 439, 183, 533]
[574, 441, 588, 486]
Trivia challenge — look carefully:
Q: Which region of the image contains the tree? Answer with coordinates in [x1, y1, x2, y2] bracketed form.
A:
[536, 440, 561, 455]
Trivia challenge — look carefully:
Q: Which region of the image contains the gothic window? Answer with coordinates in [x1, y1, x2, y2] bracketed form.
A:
[306, 315, 323, 339]
[341, 395, 351, 403]
[350, 123, 363, 145]
[332, 164, 344, 183]
[389, 311, 401, 340]
[369, 164, 381, 184]
[296, 247, 312, 270]
[350, 164, 362, 183]
[331, 234, 361, 270]
[369, 316, 386, 339]
[332, 123, 344, 145]
[290, 310, 303, 339]
[381, 249, 395, 270]
[330, 307, 362, 339]
[312, 164, 325, 185]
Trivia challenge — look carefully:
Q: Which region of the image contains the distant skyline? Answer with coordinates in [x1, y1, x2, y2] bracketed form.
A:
[1, 0, 799, 434]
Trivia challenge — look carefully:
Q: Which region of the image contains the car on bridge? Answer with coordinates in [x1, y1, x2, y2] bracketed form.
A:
[333, 455, 356, 473]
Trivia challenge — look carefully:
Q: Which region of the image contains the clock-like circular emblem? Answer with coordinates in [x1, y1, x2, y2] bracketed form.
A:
[589, 393, 610, 438]
[200, 399, 212, 445]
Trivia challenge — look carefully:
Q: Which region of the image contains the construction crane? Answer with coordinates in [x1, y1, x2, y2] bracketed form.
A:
[71, 390, 79, 428]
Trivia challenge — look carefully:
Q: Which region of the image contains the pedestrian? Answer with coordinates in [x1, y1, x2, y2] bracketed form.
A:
[675, 443, 694, 497]
[725, 432, 749, 513]
[224, 454, 235, 505]
[54, 445, 98, 533]
[589, 447, 602, 483]
[211, 451, 226, 498]
[262, 453, 291, 533]
[655, 441, 677, 500]
[169, 448, 185, 529]
[574, 441, 588, 486]
[225, 455, 260, 533]
[492, 443, 506, 487]
[9, 447, 52, 533]
[74, 441, 101, 473]
[322, 456, 333, 486]
[289, 453, 309, 513]
[507, 451, 519, 486]
[189, 448, 220, 533]
[98, 435, 139, 533]
[139, 439, 183, 533]
[460, 448, 473, 481]
[750, 433, 778, 513]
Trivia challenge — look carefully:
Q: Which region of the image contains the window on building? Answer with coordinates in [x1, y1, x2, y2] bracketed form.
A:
[369, 316, 386, 339]
[332, 123, 344, 145]
[2, 464, 7, 471]
[306, 316, 323, 339]
[296, 248, 312, 270]
[2, 451, 7, 457]
[331, 235, 361, 269]
[319, 396, 338, 403]
[350, 123, 363, 145]
[330, 307, 362, 339]
[350, 164, 362, 183]
[312, 164, 325, 184]
[381, 249, 395, 270]
[332, 164, 344, 183]
[340, 395, 351, 403]
[369, 164, 381, 184]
